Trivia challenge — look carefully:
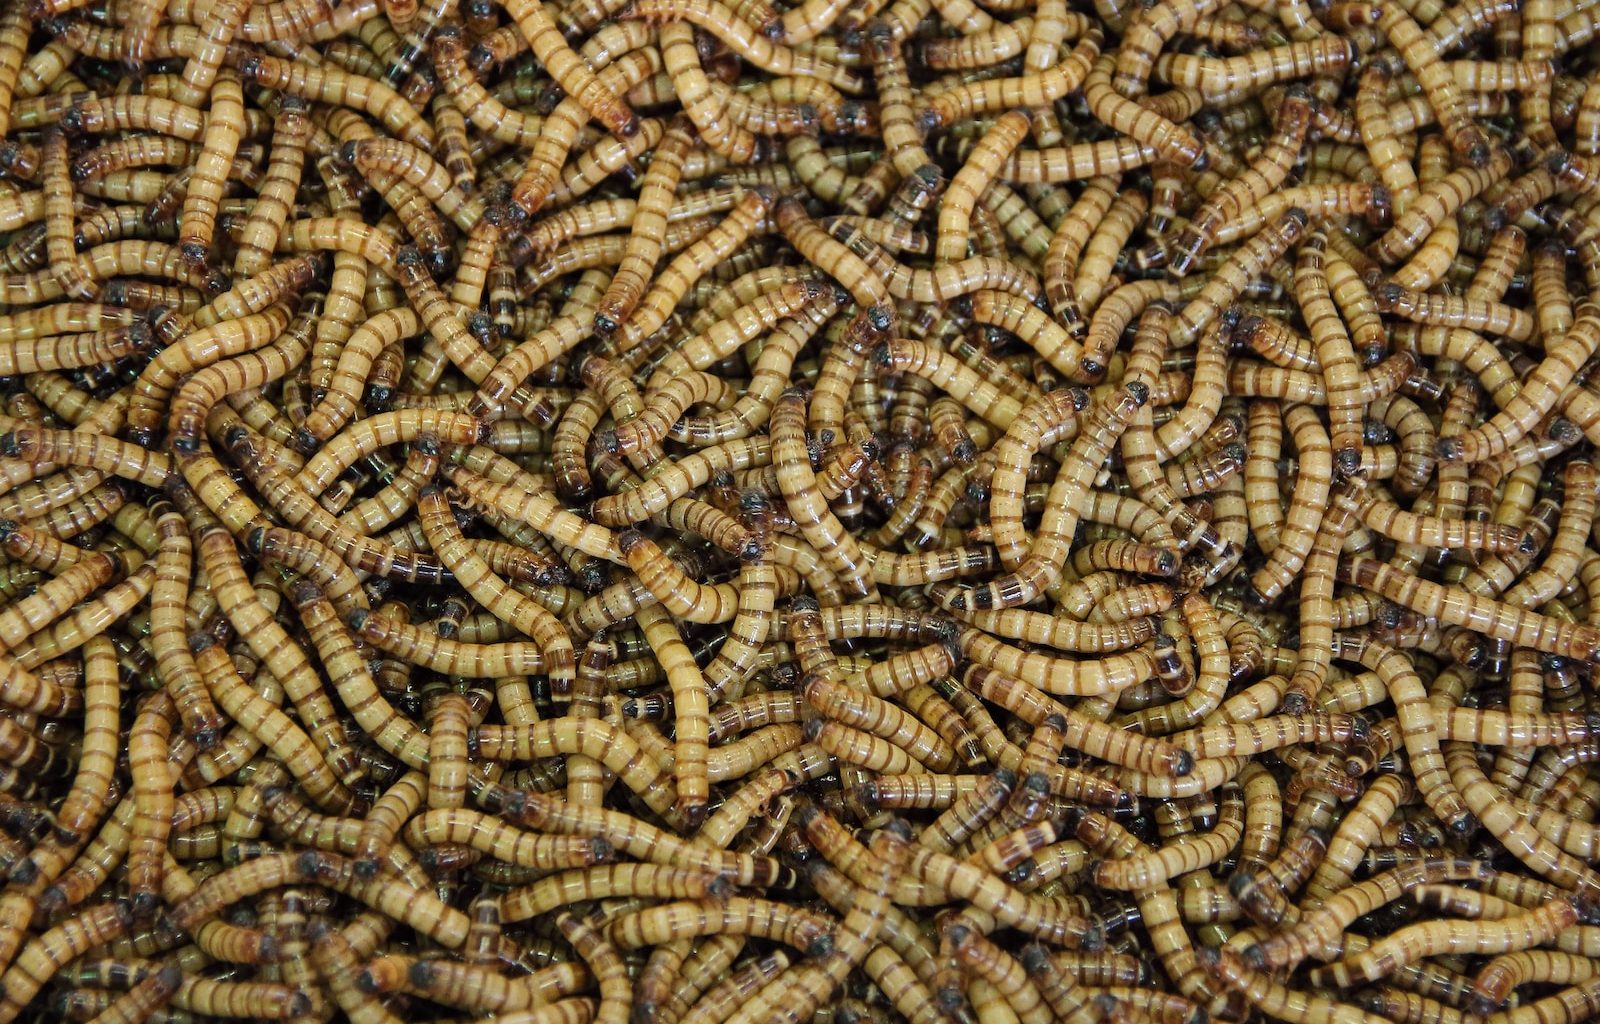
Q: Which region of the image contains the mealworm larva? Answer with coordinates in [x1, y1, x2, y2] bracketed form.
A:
[936, 382, 1148, 611]
[197, 524, 364, 790]
[1311, 897, 1583, 988]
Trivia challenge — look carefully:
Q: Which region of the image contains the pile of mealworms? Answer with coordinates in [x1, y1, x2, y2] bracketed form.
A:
[8, 0, 1600, 1019]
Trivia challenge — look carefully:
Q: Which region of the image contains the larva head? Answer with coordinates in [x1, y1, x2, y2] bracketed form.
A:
[1463, 137, 1492, 170]
[56, 100, 90, 138]
[879, 817, 914, 845]
[941, 919, 972, 952]
[736, 527, 767, 562]
[1020, 944, 1059, 977]
[1549, 417, 1582, 447]
[3, 855, 36, 887]
[862, 303, 894, 335]
[221, 424, 251, 454]
[304, 920, 333, 948]
[1365, 183, 1393, 226]
[484, 783, 526, 818]
[462, 311, 494, 347]
[393, 245, 427, 275]
[1076, 917, 1106, 951]
[128, 888, 159, 920]
[863, 20, 895, 59]
[1191, 949, 1227, 986]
